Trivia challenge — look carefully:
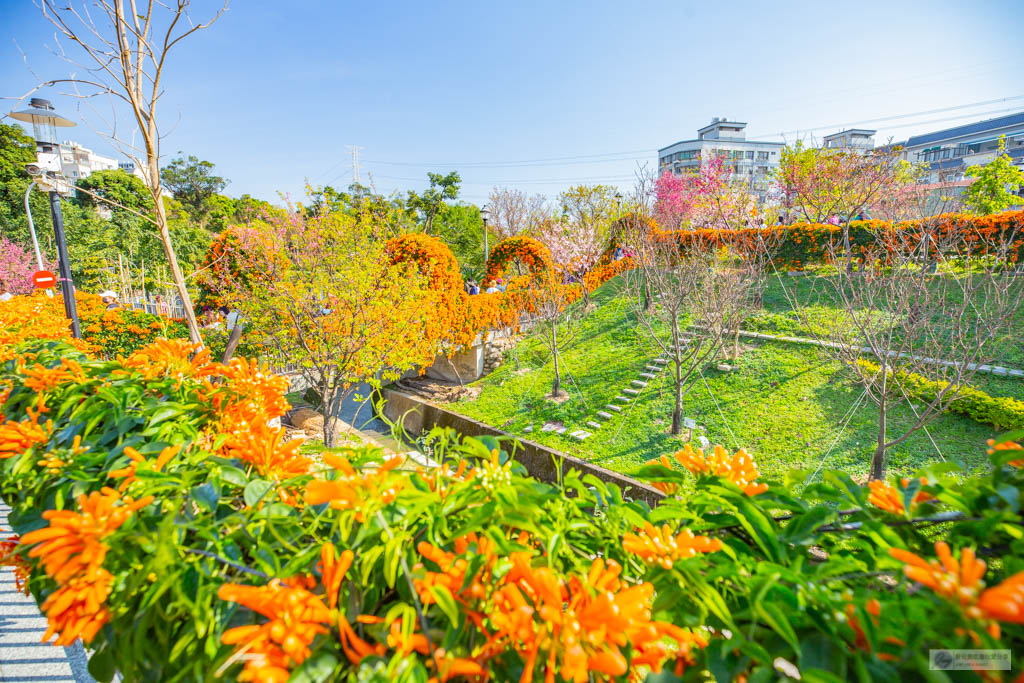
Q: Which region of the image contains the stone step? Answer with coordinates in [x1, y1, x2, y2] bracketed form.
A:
[569, 430, 592, 441]
[639, 372, 657, 379]
[644, 365, 661, 372]
[605, 404, 622, 412]
[586, 421, 602, 430]
[630, 380, 647, 387]
[653, 358, 669, 364]
[623, 388, 641, 395]
[614, 395, 631, 402]
[596, 410, 614, 419]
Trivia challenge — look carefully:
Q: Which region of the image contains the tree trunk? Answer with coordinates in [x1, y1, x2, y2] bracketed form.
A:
[550, 324, 561, 397]
[870, 379, 887, 480]
[148, 158, 203, 346]
[671, 376, 682, 436]
[843, 223, 854, 274]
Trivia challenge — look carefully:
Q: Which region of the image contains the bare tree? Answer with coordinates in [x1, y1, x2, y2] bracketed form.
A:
[627, 230, 749, 435]
[521, 269, 580, 399]
[21, 0, 230, 344]
[487, 187, 549, 240]
[799, 215, 1023, 480]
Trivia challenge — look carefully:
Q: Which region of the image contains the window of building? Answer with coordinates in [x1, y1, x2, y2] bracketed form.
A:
[745, 150, 754, 160]
[757, 151, 769, 160]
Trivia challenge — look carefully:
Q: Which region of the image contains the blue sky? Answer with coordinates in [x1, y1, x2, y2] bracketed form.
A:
[3, 0, 1023, 205]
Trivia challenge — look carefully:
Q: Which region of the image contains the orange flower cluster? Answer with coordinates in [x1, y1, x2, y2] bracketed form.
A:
[0, 531, 30, 595]
[19, 488, 152, 644]
[414, 532, 497, 611]
[109, 445, 180, 491]
[483, 236, 553, 286]
[867, 477, 935, 515]
[0, 294, 92, 361]
[224, 424, 309, 484]
[220, 574, 332, 682]
[0, 411, 50, 459]
[120, 339, 217, 382]
[622, 523, 722, 569]
[891, 541, 1024, 631]
[305, 453, 404, 521]
[21, 358, 85, 393]
[488, 555, 707, 681]
[987, 438, 1024, 468]
[652, 444, 768, 496]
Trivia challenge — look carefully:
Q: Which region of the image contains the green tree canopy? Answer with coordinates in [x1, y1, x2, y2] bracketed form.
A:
[76, 168, 154, 213]
[963, 136, 1024, 215]
[406, 171, 461, 233]
[160, 154, 228, 226]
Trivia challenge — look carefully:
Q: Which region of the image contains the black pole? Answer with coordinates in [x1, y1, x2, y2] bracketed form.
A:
[48, 189, 80, 338]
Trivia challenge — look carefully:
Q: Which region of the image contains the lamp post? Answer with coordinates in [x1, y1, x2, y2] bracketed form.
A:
[8, 98, 80, 337]
[480, 205, 491, 263]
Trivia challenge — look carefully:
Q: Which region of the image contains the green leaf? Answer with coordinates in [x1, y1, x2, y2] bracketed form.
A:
[218, 465, 249, 487]
[87, 646, 116, 683]
[428, 585, 460, 626]
[243, 479, 273, 508]
[290, 652, 339, 682]
[779, 505, 836, 545]
[190, 482, 219, 511]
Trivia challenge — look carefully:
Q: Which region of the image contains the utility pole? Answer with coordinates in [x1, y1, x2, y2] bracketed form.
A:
[346, 145, 365, 184]
[48, 188, 81, 338]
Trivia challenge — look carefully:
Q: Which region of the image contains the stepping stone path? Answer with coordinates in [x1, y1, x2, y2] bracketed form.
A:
[623, 388, 641, 395]
[615, 395, 630, 402]
[630, 380, 647, 387]
[645, 365, 661, 372]
[596, 410, 614, 419]
[640, 373, 657, 379]
[605, 404, 621, 412]
[586, 421, 602, 430]
[569, 430, 592, 441]
[653, 358, 668, 365]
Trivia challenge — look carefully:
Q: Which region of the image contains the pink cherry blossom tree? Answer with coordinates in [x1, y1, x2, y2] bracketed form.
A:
[0, 238, 38, 295]
[653, 154, 757, 231]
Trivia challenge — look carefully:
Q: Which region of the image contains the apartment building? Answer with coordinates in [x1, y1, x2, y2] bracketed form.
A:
[658, 118, 784, 199]
[899, 111, 1024, 184]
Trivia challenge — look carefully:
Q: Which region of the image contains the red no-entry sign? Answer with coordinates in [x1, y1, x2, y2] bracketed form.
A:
[33, 270, 57, 289]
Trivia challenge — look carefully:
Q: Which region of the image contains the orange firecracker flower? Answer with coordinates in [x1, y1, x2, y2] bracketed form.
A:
[0, 414, 50, 459]
[891, 541, 1024, 631]
[987, 438, 1024, 468]
[316, 543, 354, 610]
[487, 556, 707, 682]
[22, 358, 84, 393]
[109, 444, 180, 490]
[19, 489, 152, 645]
[666, 444, 768, 496]
[890, 542, 986, 607]
[0, 531, 30, 595]
[305, 454, 403, 521]
[121, 339, 216, 381]
[415, 533, 496, 609]
[223, 422, 309, 482]
[214, 358, 291, 420]
[868, 477, 934, 515]
[623, 523, 722, 569]
[219, 576, 331, 682]
[975, 571, 1024, 624]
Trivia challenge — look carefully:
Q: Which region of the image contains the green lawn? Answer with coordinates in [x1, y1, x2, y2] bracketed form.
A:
[440, 276, 1017, 482]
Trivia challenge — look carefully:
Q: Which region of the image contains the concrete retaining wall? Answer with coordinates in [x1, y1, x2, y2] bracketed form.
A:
[378, 387, 664, 506]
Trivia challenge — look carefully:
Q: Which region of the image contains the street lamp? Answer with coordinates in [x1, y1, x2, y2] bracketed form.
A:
[480, 205, 491, 263]
[8, 98, 81, 337]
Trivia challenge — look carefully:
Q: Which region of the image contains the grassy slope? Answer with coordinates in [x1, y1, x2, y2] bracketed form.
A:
[444, 275, 1016, 482]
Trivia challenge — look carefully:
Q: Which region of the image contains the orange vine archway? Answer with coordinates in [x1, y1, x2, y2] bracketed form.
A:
[484, 236, 554, 286]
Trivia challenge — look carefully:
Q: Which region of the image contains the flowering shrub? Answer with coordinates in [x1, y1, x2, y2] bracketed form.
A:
[0, 237, 46, 295]
[483, 235, 554, 286]
[662, 209, 1024, 271]
[1, 313, 1023, 679]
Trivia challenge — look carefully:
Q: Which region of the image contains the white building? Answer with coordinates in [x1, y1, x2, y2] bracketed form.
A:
[822, 128, 876, 152]
[54, 141, 119, 181]
[898, 111, 1024, 184]
[658, 118, 784, 199]
[118, 160, 149, 183]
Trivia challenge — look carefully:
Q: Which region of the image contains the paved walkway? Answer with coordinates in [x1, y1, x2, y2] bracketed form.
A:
[0, 500, 94, 683]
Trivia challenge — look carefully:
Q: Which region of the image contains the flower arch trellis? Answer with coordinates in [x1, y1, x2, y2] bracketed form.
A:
[483, 236, 554, 285]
